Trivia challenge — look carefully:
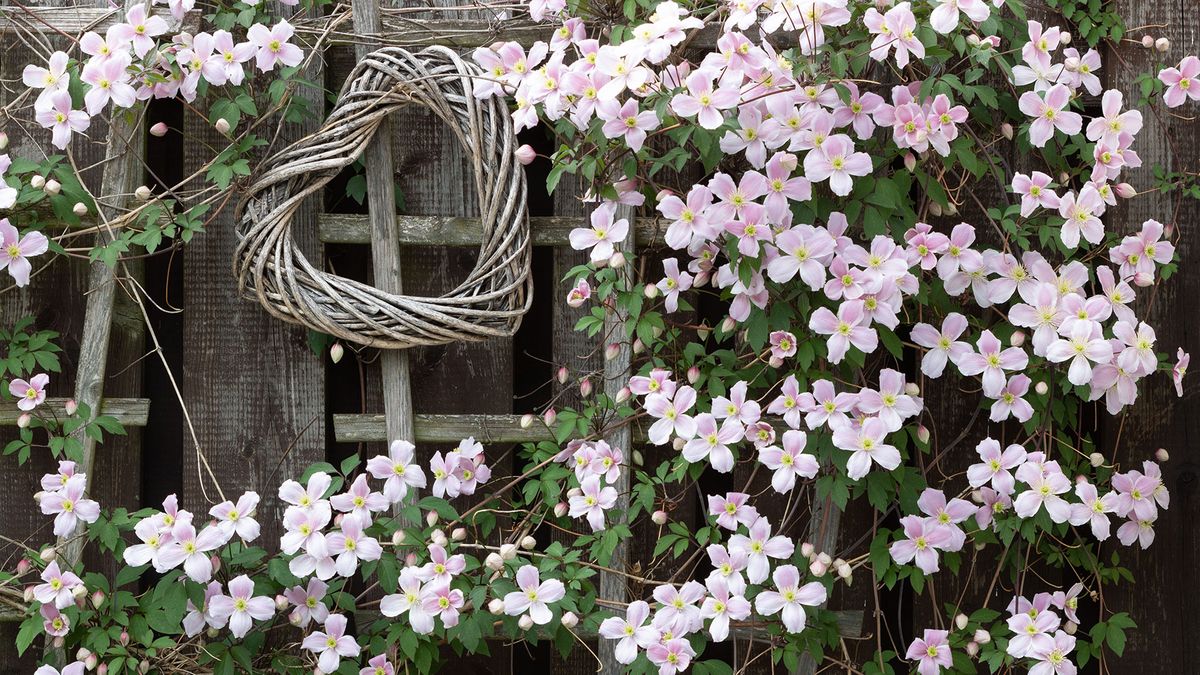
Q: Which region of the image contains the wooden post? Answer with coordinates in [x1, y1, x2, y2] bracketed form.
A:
[598, 203, 635, 673]
[350, 0, 416, 470]
[59, 0, 147, 567]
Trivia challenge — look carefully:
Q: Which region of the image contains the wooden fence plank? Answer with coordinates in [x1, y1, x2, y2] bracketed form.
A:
[0, 397, 149, 426]
[318, 212, 666, 246]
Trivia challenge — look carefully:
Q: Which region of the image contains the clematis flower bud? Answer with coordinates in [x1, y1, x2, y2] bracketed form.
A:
[0, 132, 9, 150]
[614, 387, 631, 404]
[800, 542, 815, 558]
[1156, 448, 1169, 462]
[207, 627, 220, 639]
[631, 449, 644, 466]
[521, 536, 537, 550]
[632, 338, 645, 355]
[556, 367, 569, 384]
[518, 614, 534, 630]
[289, 609, 304, 626]
[916, 424, 930, 445]
[1065, 621, 1078, 635]
[138, 660, 150, 674]
[30, 175, 45, 189]
[452, 527, 467, 542]
[644, 284, 658, 299]
[686, 366, 700, 384]
[672, 437, 686, 451]
[488, 597, 505, 614]
[1059, 32, 1071, 45]
[405, 552, 419, 566]
[97, 664, 108, 675]
[426, 511, 439, 527]
[904, 382, 920, 396]
[150, 122, 169, 137]
[16, 558, 30, 575]
[17, 413, 30, 429]
[64, 399, 77, 415]
[1000, 122, 1014, 140]
[520, 413, 535, 429]
[554, 502, 569, 518]
[392, 530, 406, 546]
[944, 201, 958, 216]
[720, 316, 737, 333]
[84, 653, 98, 670]
[1035, 381, 1049, 395]
[119, 630, 130, 646]
[53, 637, 64, 649]
[567, 488, 581, 498]
[696, 322, 711, 341]
[971, 489, 983, 503]
[561, 611, 579, 628]
[955, 613, 969, 630]
[514, 144, 536, 165]
[45, 180, 61, 197]
[431, 529, 447, 547]
[1142, 35, 1155, 48]
[817, 553, 831, 566]
[40, 547, 56, 562]
[604, 343, 621, 360]
[928, 201, 942, 217]
[1089, 452, 1105, 467]
[579, 377, 592, 398]
[608, 252, 625, 269]
[809, 558, 828, 577]
[835, 559, 852, 581]
[329, 342, 344, 364]
[1165, 222, 1175, 238]
[651, 510, 668, 525]
[73, 202, 88, 216]
[1115, 182, 1136, 199]
[214, 118, 230, 134]
[768, 356, 783, 368]
[23, 586, 33, 603]
[903, 152, 916, 172]
[966, 641, 979, 657]
[135, 185, 152, 201]
[1010, 330, 1026, 347]
[975, 628, 991, 643]
[210, 555, 221, 574]
[1059, 172, 1070, 184]
[275, 594, 289, 611]
[77, 648, 91, 662]
[1156, 37, 1170, 52]
[485, 553, 504, 571]
[1133, 271, 1154, 287]
[91, 589, 106, 609]
[543, 408, 557, 426]
[500, 543, 518, 560]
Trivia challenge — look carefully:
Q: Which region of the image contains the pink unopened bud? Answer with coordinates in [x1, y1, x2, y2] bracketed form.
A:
[426, 510, 439, 527]
[97, 664, 108, 675]
[90, 589, 106, 609]
[605, 342, 621, 360]
[150, 122, 169, 137]
[1133, 271, 1154, 287]
[955, 613, 969, 630]
[686, 366, 700, 384]
[23, 586, 33, 603]
[330, 342, 344, 364]
[392, 530, 406, 546]
[16, 558, 30, 575]
[1156, 448, 1170, 462]
[644, 284, 658, 299]
[809, 559, 828, 577]
[40, 547, 56, 563]
[916, 424, 930, 444]
[1010, 330, 1026, 347]
[119, 630, 130, 646]
[778, 152, 799, 172]
[542, 408, 557, 426]
[800, 542, 815, 558]
[614, 387, 631, 404]
[518, 614, 534, 630]
[1058, 32, 1071, 45]
[289, 609, 305, 626]
[974, 628, 991, 644]
[17, 413, 30, 429]
[138, 660, 150, 675]
[672, 437, 686, 451]
[554, 502, 569, 518]
[928, 201, 943, 217]
[84, 653, 98, 670]
[768, 356, 783, 368]
[1141, 35, 1155, 48]
[1114, 182, 1136, 199]
[556, 367, 569, 384]
[451, 527, 467, 541]
[1165, 221, 1175, 238]
[405, 552, 419, 566]
[64, 399, 78, 415]
[521, 535, 537, 550]
[904, 382, 920, 396]
[485, 553, 504, 571]
[53, 636, 65, 649]
[0, 132, 8, 150]
[1035, 381, 1049, 395]
[656, 189, 674, 202]
[520, 413, 535, 429]
[579, 377, 593, 398]
[77, 648, 92, 662]
[214, 118, 231, 134]
[210, 555, 221, 574]
[608, 252, 625, 269]
[1156, 37, 1170, 52]
[73, 202, 88, 216]
[720, 316, 737, 333]
[1089, 452, 1105, 467]
[488, 597, 505, 614]
[903, 152, 916, 172]
[966, 640, 979, 657]
[651, 510, 668, 525]
[631, 338, 645, 355]
[275, 594, 289, 611]
[514, 144, 536, 165]
[561, 611, 579, 628]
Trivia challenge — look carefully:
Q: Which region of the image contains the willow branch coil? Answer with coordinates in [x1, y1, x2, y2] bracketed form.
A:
[234, 46, 532, 349]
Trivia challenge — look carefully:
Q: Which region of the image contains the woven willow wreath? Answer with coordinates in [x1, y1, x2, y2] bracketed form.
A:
[234, 46, 532, 349]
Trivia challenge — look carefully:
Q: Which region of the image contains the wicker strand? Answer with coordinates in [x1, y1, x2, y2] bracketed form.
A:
[234, 46, 532, 349]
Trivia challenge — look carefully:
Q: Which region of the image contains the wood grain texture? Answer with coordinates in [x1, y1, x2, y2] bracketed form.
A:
[1101, 3, 1200, 670]
[179, 27, 326, 542]
[318, 212, 666, 246]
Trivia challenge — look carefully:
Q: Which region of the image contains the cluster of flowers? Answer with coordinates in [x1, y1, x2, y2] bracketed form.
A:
[555, 437, 623, 530]
[22, 7, 303, 150]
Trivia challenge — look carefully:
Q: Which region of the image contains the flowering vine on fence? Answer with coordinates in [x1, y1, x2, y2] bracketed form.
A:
[1, 0, 1197, 673]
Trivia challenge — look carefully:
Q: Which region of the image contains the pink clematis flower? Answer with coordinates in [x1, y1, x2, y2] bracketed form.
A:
[833, 416, 901, 481]
[707, 492, 758, 530]
[0, 220, 49, 288]
[34, 663, 85, 675]
[929, 0, 989, 34]
[1007, 609, 1059, 658]
[809, 300, 878, 364]
[326, 513, 383, 577]
[803, 134, 871, 196]
[729, 516, 794, 583]
[33, 560, 83, 609]
[416, 543, 465, 586]
[360, 655, 395, 675]
[699, 576, 752, 642]
[569, 474, 618, 530]
[1029, 630, 1077, 675]
[967, 438, 1027, 496]
[1019, 84, 1082, 147]
[284, 578, 330, 628]
[958, 330, 1028, 398]
[503, 565, 566, 624]
[682, 413, 743, 473]
[23, 51, 71, 96]
[158, 521, 225, 582]
[366, 439, 427, 503]
[767, 224, 835, 289]
[81, 55, 137, 115]
[647, 638, 696, 675]
[910, 313, 972, 378]
[990, 375, 1035, 423]
[658, 185, 714, 250]
[598, 98, 659, 152]
[40, 474, 101, 537]
[598, 600, 659, 664]
[1057, 185, 1105, 248]
[1068, 481, 1116, 541]
[380, 568, 434, 633]
[656, 258, 693, 313]
[1014, 470, 1073, 523]
[302, 614, 361, 674]
[35, 91, 90, 150]
[1159, 56, 1200, 108]
[210, 575, 275, 639]
[330, 474, 389, 524]
[670, 71, 739, 129]
[565, 278, 591, 307]
[421, 584, 464, 628]
[209, 491, 261, 542]
[753, 564, 826, 633]
[569, 202, 628, 263]
[798, 379, 856, 431]
[758, 430, 819, 494]
[247, 21, 304, 72]
[1046, 321, 1113, 386]
[10, 372, 49, 411]
[110, 6, 167, 58]
[906, 629, 953, 675]
[1173, 348, 1189, 397]
[890, 516, 951, 574]
[42, 603, 70, 637]
[279, 470, 333, 518]
[856, 368, 922, 433]
[1012, 171, 1061, 217]
[644, 385, 697, 445]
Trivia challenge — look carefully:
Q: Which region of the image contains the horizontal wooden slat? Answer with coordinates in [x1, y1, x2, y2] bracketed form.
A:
[0, 397, 149, 427]
[0, 6, 185, 35]
[319, 213, 666, 247]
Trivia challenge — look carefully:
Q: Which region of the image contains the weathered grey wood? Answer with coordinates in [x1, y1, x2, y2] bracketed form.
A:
[58, 0, 148, 568]
[597, 204, 636, 673]
[0, 397, 149, 426]
[0, 6, 185, 35]
[352, 0, 416, 457]
[795, 489, 842, 675]
[318, 212, 666, 246]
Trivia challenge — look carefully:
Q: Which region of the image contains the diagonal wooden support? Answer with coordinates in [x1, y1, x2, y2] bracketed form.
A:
[599, 203, 635, 672]
[351, 0, 416, 502]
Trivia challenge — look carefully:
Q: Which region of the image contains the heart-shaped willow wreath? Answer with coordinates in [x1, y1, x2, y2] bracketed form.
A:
[233, 46, 531, 349]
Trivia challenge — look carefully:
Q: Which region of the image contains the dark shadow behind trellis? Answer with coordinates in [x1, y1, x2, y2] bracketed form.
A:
[0, 1, 1199, 673]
